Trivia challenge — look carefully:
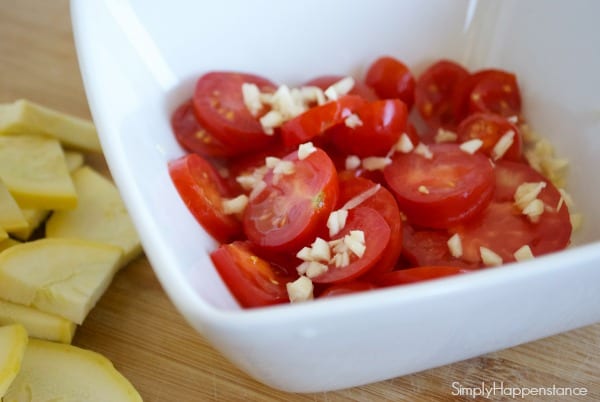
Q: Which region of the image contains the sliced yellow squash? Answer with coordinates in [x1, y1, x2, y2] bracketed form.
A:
[9, 149, 84, 241]
[0, 135, 77, 210]
[0, 324, 28, 398]
[0, 238, 122, 324]
[46, 166, 142, 268]
[3, 339, 142, 402]
[0, 300, 76, 344]
[0, 99, 101, 153]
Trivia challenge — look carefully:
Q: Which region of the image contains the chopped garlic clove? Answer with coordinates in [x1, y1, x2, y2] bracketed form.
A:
[395, 133, 415, 153]
[492, 130, 515, 160]
[459, 139, 483, 155]
[513, 245, 534, 261]
[480, 246, 503, 267]
[447, 233, 463, 258]
[221, 194, 249, 215]
[298, 142, 317, 160]
[287, 276, 314, 303]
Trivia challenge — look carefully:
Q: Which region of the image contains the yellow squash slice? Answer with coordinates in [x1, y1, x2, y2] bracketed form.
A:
[3, 339, 142, 402]
[0, 134, 77, 210]
[46, 166, 142, 268]
[0, 238, 122, 324]
[0, 324, 28, 398]
[0, 99, 101, 153]
[9, 150, 84, 241]
[0, 300, 76, 344]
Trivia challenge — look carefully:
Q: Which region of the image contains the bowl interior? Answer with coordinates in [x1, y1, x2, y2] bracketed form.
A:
[74, 0, 600, 313]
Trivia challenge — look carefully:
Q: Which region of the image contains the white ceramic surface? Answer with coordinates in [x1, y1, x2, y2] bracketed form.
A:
[71, 0, 600, 392]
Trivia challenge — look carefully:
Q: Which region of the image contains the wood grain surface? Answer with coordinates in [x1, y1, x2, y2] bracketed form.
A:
[1, 1, 599, 400]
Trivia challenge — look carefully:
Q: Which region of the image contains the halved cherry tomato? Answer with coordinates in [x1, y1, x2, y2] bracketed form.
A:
[469, 71, 521, 118]
[365, 56, 415, 110]
[243, 148, 338, 252]
[456, 113, 523, 161]
[452, 69, 521, 123]
[383, 143, 495, 228]
[168, 154, 242, 243]
[311, 207, 391, 284]
[329, 99, 408, 157]
[193, 71, 277, 155]
[374, 266, 472, 287]
[171, 99, 234, 158]
[210, 241, 293, 308]
[415, 60, 469, 129]
[280, 95, 365, 147]
[337, 172, 402, 274]
[452, 161, 571, 264]
[303, 75, 379, 101]
[318, 281, 376, 298]
[401, 224, 481, 269]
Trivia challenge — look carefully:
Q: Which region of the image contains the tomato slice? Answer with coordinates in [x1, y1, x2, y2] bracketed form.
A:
[171, 99, 235, 158]
[303, 75, 379, 101]
[168, 154, 242, 243]
[337, 172, 402, 275]
[318, 281, 376, 298]
[193, 71, 277, 154]
[374, 266, 472, 287]
[365, 56, 415, 110]
[415, 60, 469, 129]
[401, 224, 481, 268]
[452, 161, 571, 264]
[210, 241, 293, 308]
[469, 71, 521, 118]
[383, 143, 495, 228]
[329, 99, 408, 157]
[311, 207, 391, 284]
[243, 148, 338, 252]
[456, 112, 523, 161]
[280, 95, 366, 148]
[453, 69, 521, 123]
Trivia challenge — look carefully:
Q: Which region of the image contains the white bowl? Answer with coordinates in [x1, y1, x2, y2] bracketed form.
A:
[71, 0, 600, 392]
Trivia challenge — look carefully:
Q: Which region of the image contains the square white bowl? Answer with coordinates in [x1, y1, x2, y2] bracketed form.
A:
[71, 0, 600, 392]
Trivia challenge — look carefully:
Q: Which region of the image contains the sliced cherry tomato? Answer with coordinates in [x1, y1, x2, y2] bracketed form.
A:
[171, 99, 235, 158]
[329, 99, 407, 157]
[193, 71, 277, 155]
[453, 69, 521, 123]
[452, 161, 571, 264]
[365, 56, 415, 110]
[383, 143, 495, 229]
[311, 207, 391, 284]
[374, 266, 472, 287]
[280, 95, 366, 147]
[168, 154, 242, 243]
[303, 75, 379, 101]
[456, 112, 523, 161]
[337, 173, 402, 274]
[318, 281, 376, 298]
[415, 60, 469, 129]
[469, 71, 521, 118]
[210, 241, 293, 308]
[243, 148, 338, 252]
[401, 224, 481, 268]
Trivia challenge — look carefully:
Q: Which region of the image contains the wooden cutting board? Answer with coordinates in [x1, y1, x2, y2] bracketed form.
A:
[1, 1, 599, 400]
